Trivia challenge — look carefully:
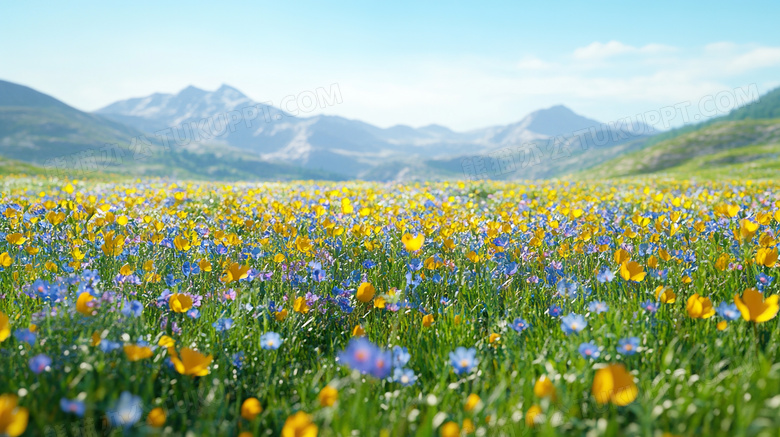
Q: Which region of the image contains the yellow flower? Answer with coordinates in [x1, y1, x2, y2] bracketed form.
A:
[533, 375, 557, 400]
[462, 418, 475, 434]
[488, 333, 500, 344]
[401, 233, 425, 252]
[422, 314, 434, 327]
[654, 286, 676, 303]
[755, 247, 778, 267]
[275, 309, 289, 321]
[318, 386, 338, 407]
[281, 411, 318, 437]
[614, 248, 630, 264]
[147, 407, 166, 427]
[525, 405, 542, 427]
[170, 348, 213, 377]
[198, 258, 212, 272]
[119, 263, 134, 276]
[101, 231, 125, 256]
[158, 335, 176, 348]
[169, 294, 193, 313]
[295, 236, 312, 253]
[241, 398, 263, 420]
[221, 262, 250, 283]
[739, 219, 759, 240]
[356, 282, 376, 303]
[0, 312, 9, 343]
[464, 393, 481, 412]
[373, 296, 386, 309]
[124, 344, 153, 361]
[717, 321, 728, 331]
[591, 363, 638, 406]
[620, 260, 646, 282]
[91, 331, 102, 347]
[686, 294, 715, 319]
[734, 288, 779, 323]
[0, 394, 28, 437]
[5, 233, 26, 246]
[76, 292, 95, 316]
[294, 297, 310, 314]
[0, 252, 12, 268]
[351, 325, 365, 337]
[173, 235, 191, 251]
[440, 421, 460, 437]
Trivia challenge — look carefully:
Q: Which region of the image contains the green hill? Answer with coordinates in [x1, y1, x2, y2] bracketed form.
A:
[579, 86, 780, 180]
[580, 119, 780, 179]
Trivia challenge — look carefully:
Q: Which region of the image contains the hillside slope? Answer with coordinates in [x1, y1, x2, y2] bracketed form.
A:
[580, 119, 780, 179]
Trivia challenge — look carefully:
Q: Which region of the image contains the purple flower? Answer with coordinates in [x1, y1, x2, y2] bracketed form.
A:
[29, 354, 52, 374]
[60, 398, 86, 417]
[510, 317, 530, 333]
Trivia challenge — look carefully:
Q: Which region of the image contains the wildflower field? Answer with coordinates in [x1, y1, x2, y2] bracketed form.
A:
[1, 177, 780, 437]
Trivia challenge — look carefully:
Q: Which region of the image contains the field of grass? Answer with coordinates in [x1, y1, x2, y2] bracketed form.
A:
[0, 177, 779, 436]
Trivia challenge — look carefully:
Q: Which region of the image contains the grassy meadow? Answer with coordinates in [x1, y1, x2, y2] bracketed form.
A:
[0, 177, 779, 436]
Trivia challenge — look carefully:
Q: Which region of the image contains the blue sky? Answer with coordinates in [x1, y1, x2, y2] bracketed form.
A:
[2, 1, 779, 130]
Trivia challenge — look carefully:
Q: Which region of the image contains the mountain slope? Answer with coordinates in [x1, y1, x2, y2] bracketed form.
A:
[0, 80, 338, 181]
[580, 119, 780, 179]
[579, 86, 780, 179]
[97, 85, 650, 179]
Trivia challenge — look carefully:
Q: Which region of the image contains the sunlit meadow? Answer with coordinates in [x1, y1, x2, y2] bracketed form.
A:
[0, 177, 779, 436]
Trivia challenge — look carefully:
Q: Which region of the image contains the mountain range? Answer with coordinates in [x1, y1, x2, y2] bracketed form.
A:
[1, 78, 777, 181]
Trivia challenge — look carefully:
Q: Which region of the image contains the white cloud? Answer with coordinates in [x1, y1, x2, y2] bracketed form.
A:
[573, 40, 676, 60]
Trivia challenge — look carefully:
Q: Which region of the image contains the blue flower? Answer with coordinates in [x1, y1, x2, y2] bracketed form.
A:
[187, 308, 200, 319]
[121, 300, 144, 318]
[756, 272, 774, 291]
[716, 302, 741, 321]
[60, 398, 86, 417]
[510, 317, 530, 333]
[212, 317, 233, 332]
[617, 337, 640, 355]
[392, 346, 411, 368]
[108, 392, 142, 428]
[368, 349, 393, 379]
[641, 300, 659, 314]
[14, 328, 36, 346]
[29, 354, 52, 374]
[449, 347, 478, 375]
[596, 267, 615, 283]
[556, 278, 579, 298]
[338, 338, 380, 374]
[99, 340, 122, 353]
[393, 368, 418, 386]
[362, 259, 377, 269]
[578, 342, 600, 360]
[548, 304, 563, 318]
[182, 261, 200, 277]
[560, 313, 587, 335]
[588, 301, 609, 314]
[260, 332, 283, 350]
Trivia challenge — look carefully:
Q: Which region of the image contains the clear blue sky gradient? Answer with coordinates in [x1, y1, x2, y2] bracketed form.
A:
[2, 1, 779, 129]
